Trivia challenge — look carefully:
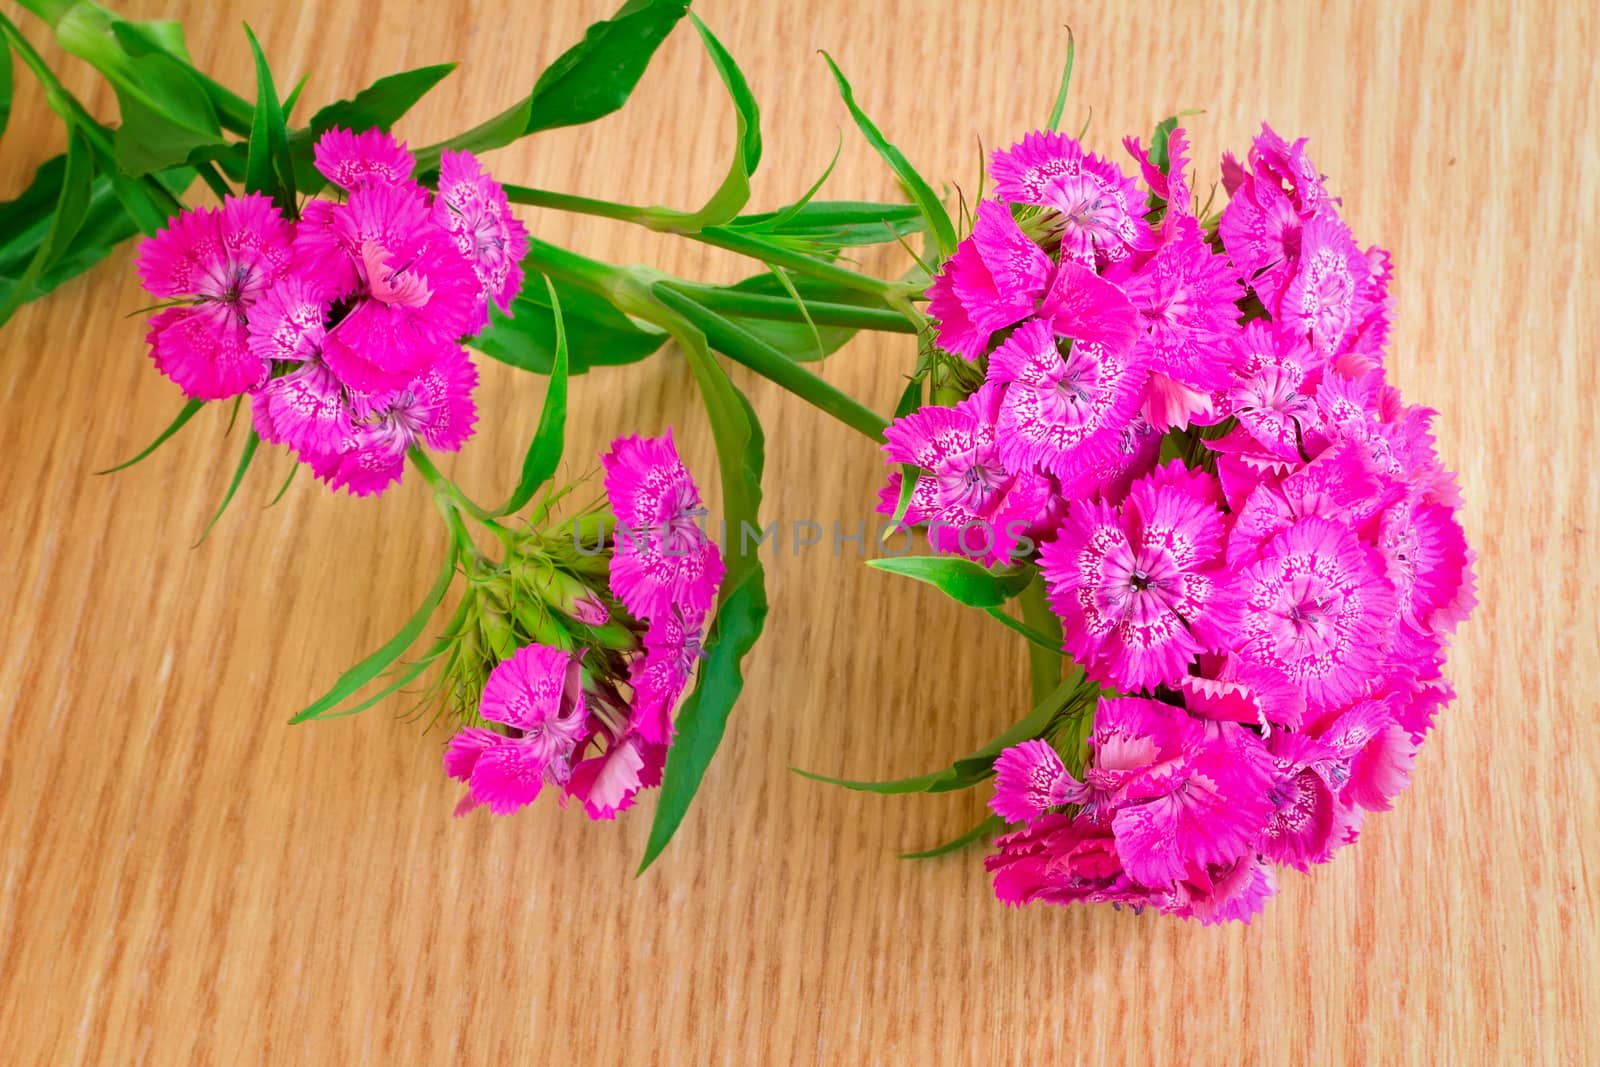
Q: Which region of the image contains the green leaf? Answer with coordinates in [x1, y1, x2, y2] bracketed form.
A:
[899, 813, 1005, 860]
[95, 397, 204, 473]
[111, 51, 224, 175]
[242, 25, 293, 208]
[0, 125, 94, 328]
[285, 63, 456, 193]
[819, 52, 957, 256]
[442, 0, 689, 156]
[645, 12, 759, 230]
[794, 672, 1083, 796]
[289, 542, 459, 722]
[866, 555, 1033, 609]
[639, 562, 768, 872]
[0, 35, 13, 142]
[494, 277, 568, 516]
[194, 428, 260, 545]
[728, 199, 925, 250]
[1045, 27, 1075, 130]
[107, 15, 190, 62]
[638, 321, 768, 871]
[472, 272, 666, 375]
[308, 63, 456, 133]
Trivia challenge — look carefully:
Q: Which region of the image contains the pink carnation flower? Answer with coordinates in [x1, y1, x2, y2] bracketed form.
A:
[1279, 212, 1369, 356]
[926, 200, 1052, 360]
[305, 346, 479, 497]
[989, 739, 1085, 824]
[878, 385, 1052, 566]
[603, 432, 725, 619]
[988, 130, 1143, 265]
[251, 360, 353, 457]
[433, 149, 530, 315]
[296, 182, 484, 391]
[1219, 123, 1330, 308]
[1124, 126, 1193, 230]
[566, 733, 667, 821]
[1232, 516, 1398, 714]
[1087, 698, 1275, 886]
[312, 127, 415, 190]
[445, 644, 589, 816]
[135, 194, 293, 399]
[1104, 217, 1244, 429]
[1202, 320, 1328, 463]
[627, 605, 706, 745]
[1041, 462, 1239, 691]
[987, 814, 1154, 910]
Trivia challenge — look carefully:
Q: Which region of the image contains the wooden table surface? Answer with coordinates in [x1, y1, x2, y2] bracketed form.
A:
[2, 1, 1595, 1063]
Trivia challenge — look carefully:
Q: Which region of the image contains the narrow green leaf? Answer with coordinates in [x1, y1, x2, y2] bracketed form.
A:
[282, 73, 309, 119]
[639, 562, 768, 872]
[795, 672, 1084, 796]
[194, 428, 260, 544]
[289, 542, 459, 723]
[866, 555, 1032, 609]
[495, 277, 568, 516]
[819, 52, 957, 256]
[242, 24, 293, 208]
[729, 200, 925, 248]
[107, 15, 190, 62]
[690, 12, 760, 171]
[95, 397, 205, 473]
[311, 646, 446, 720]
[899, 813, 1005, 860]
[110, 51, 223, 175]
[292, 63, 456, 192]
[0, 126, 94, 327]
[266, 461, 297, 506]
[0, 35, 13, 142]
[472, 272, 666, 375]
[1045, 27, 1075, 130]
[441, 0, 688, 157]
[638, 324, 767, 871]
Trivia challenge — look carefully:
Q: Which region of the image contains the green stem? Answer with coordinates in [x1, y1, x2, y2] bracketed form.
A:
[503, 184, 651, 225]
[408, 448, 510, 548]
[653, 284, 888, 440]
[1017, 573, 1063, 706]
[663, 284, 917, 333]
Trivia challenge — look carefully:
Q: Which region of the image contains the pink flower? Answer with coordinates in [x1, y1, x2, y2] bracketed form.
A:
[1086, 699, 1276, 886]
[1232, 517, 1398, 714]
[988, 130, 1143, 265]
[135, 194, 293, 399]
[603, 432, 724, 619]
[1279, 212, 1369, 356]
[312, 127, 415, 190]
[1041, 462, 1239, 691]
[1124, 125, 1193, 246]
[986, 814, 1154, 909]
[566, 734, 666, 821]
[1178, 652, 1309, 732]
[446, 644, 589, 816]
[251, 360, 354, 457]
[245, 273, 330, 366]
[989, 739, 1085, 824]
[879, 386, 1052, 566]
[1375, 494, 1475, 639]
[297, 182, 484, 391]
[304, 347, 479, 497]
[1203, 320, 1328, 463]
[432, 149, 530, 315]
[926, 200, 1052, 360]
[1104, 217, 1244, 428]
[627, 605, 706, 745]
[986, 319, 1147, 483]
[1219, 124, 1330, 307]
[1162, 854, 1279, 926]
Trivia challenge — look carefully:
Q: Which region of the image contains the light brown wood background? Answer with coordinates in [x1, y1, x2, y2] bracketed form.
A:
[1, 1, 1595, 1063]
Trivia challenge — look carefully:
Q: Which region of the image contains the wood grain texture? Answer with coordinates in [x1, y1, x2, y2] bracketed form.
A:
[1, 0, 1595, 1062]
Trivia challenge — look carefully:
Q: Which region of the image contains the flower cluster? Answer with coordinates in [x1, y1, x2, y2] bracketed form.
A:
[887, 123, 1474, 922]
[444, 432, 723, 820]
[134, 128, 529, 496]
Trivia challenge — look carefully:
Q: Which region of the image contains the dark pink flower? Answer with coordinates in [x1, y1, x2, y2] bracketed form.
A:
[433, 149, 530, 315]
[445, 644, 588, 816]
[989, 130, 1143, 265]
[1041, 463, 1239, 691]
[989, 739, 1085, 824]
[627, 605, 706, 745]
[879, 386, 1053, 566]
[1232, 517, 1398, 714]
[312, 127, 415, 190]
[926, 200, 1052, 360]
[135, 194, 294, 399]
[603, 432, 724, 619]
[566, 734, 666, 821]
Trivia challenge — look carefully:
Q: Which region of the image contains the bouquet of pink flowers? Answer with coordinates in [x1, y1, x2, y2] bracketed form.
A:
[2, 3, 1474, 920]
[876, 121, 1477, 922]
